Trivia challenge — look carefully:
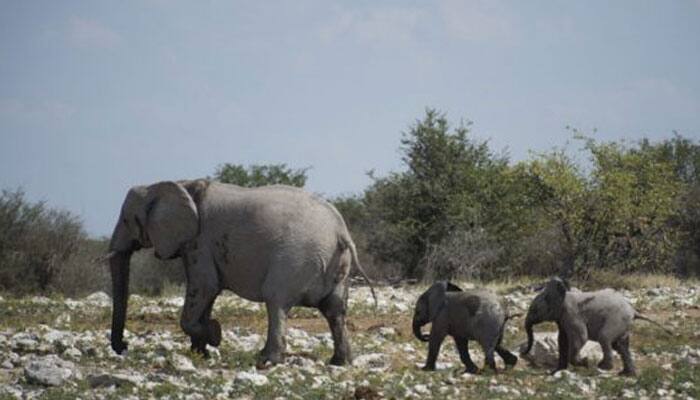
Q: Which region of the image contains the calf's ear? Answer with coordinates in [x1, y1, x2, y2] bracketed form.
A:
[427, 281, 449, 322]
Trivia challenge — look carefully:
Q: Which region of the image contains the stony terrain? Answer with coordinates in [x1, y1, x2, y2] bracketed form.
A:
[0, 280, 698, 399]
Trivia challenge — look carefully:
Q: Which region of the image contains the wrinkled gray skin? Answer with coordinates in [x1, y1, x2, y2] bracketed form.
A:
[106, 180, 374, 367]
[412, 282, 518, 373]
[524, 278, 642, 376]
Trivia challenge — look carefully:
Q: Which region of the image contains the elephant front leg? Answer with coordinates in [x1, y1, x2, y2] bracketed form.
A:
[181, 283, 221, 358]
[552, 327, 569, 374]
[189, 298, 221, 357]
[422, 330, 447, 371]
[257, 303, 288, 368]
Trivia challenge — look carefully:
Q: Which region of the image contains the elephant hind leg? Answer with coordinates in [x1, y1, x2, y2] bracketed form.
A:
[257, 302, 289, 368]
[479, 339, 498, 372]
[613, 335, 636, 376]
[454, 337, 479, 374]
[496, 345, 518, 367]
[319, 286, 351, 366]
[495, 327, 517, 367]
[597, 340, 614, 370]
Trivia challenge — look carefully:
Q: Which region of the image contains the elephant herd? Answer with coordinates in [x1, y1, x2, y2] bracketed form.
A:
[102, 180, 669, 377]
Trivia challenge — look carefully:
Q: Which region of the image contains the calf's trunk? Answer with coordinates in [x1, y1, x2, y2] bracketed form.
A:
[524, 315, 535, 355]
[412, 318, 429, 342]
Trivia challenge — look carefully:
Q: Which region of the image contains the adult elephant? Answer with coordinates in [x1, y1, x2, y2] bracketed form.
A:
[103, 179, 374, 367]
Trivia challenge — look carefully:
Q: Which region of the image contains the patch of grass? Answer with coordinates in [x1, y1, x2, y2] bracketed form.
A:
[670, 362, 699, 398]
[578, 270, 691, 291]
[637, 365, 666, 392]
[597, 376, 627, 398]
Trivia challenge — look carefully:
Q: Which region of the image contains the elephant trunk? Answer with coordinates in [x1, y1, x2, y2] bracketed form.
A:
[412, 318, 429, 342]
[523, 313, 536, 355]
[108, 220, 136, 355]
[110, 251, 131, 354]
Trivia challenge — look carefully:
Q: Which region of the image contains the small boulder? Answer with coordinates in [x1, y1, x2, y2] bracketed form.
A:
[85, 292, 111, 307]
[24, 355, 77, 386]
[171, 354, 196, 372]
[87, 372, 143, 388]
[518, 332, 603, 368]
[235, 369, 269, 386]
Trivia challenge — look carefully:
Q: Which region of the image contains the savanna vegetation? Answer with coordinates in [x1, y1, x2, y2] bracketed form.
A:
[1, 109, 699, 296]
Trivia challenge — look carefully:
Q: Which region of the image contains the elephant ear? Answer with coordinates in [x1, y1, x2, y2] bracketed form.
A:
[145, 181, 199, 259]
[545, 277, 568, 304]
[427, 281, 449, 322]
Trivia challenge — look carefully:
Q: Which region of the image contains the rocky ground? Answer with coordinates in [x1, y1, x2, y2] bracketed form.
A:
[0, 280, 698, 399]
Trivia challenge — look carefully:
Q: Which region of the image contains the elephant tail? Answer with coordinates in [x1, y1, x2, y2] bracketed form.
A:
[634, 312, 674, 336]
[341, 235, 378, 312]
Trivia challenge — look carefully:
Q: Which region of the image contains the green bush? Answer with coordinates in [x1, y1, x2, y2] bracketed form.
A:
[0, 189, 86, 295]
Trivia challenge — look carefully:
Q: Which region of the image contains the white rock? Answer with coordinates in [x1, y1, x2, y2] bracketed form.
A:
[29, 296, 52, 305]
[11, 332, 39, 352]
[229, 332, 263, 352]
[85, 292, 111, 307]
[171, 354, 196, 372]
[54, 313, 71, 326]
[88, 372, 143, 388]
[62, 347, 81, 360]
[518, 332, 603, 368]
[140, 305, 163, 315]
[378, 327, 396, 337]
[353, 353, 386, 370]
[24, 355, 77, 386]
[413, 384, 429, 395]
[0, 385, 22, 399]
[42, 328, 74, 349]
[163, 297, 185, 307]
[235, 369, 269, 386]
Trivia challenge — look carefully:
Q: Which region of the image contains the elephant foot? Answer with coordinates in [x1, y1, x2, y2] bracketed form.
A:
[421, 364, 436, 371]
[207, 319, 222, 347]
[619, 368, 636, 377]
[190, 337, 210, 358]
[256, 350, 284, 369]
[463, 365, 480, 374]
[597, 360, 613, 370]
[111, 340, 128, 355]
[550, 367, 567, 376]
[329, 354, 351, 366]
[502, 354, 518, 367]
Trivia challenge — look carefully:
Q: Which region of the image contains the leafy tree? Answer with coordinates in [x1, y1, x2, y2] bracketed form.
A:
[364, 109, 509, 278]
[213, 163, 309, 187]
[523, 135, 681, 276]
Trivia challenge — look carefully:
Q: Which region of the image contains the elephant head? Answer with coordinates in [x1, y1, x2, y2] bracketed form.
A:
[523, 277, 570, 354]
[412, 281, 462, 342]
[107, 180, 201, 354]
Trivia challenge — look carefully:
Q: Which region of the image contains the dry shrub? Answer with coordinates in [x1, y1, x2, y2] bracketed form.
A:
[421, 229, 501, 281]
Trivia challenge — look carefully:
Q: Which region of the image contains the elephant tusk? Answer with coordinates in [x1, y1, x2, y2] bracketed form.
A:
[93, 251, 118, 265]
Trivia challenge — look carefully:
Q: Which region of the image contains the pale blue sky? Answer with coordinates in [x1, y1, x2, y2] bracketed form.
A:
[1, 1, 699, 237]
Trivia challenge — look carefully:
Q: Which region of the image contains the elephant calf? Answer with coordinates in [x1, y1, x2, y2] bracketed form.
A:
[412, 281, 518, 373]
[523, 277, 672, 376]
